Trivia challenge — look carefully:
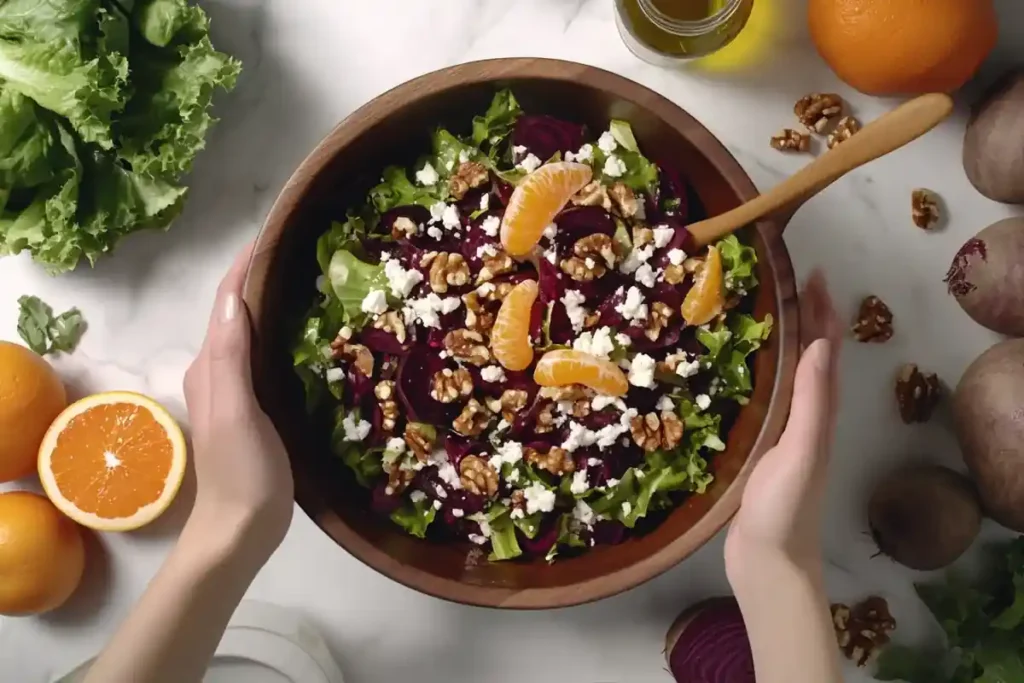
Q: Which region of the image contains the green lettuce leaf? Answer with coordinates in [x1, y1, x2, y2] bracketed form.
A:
[431, 128, 476, 179]
[390, 497, 437, 539]
[330, 408, 383, 487]
[695, 314, 772, 404]
[487, 510, 522, 561]
[316, 213, 376, 275]
[17, 294, 87, 355]
[594, 121, 659, 195]
[472, 88, 522, 149]
[326, 249, 388, 329]
[717, 234, 758, 293]
[369, 166, 441, 214]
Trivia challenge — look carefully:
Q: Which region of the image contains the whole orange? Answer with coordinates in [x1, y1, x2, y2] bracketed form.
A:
[0, 341, 67, 482]
[0, 491, 85, 615]
[808, 0, 998, 95]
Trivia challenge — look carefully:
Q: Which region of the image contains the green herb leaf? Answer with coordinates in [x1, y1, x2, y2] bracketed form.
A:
[390, 496, 437, 539]
[472, 89, 523, 149]
[326, 249, 388, 329]
[16, 295, 86, 355]
[609, 119, 640, 153]
[369, 166, 441, 214]
[487, 510, 523, 561]
[717, 235, 759, 293]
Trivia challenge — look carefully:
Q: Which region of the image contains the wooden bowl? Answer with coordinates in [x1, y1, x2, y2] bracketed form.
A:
[245, 58, 798, 609]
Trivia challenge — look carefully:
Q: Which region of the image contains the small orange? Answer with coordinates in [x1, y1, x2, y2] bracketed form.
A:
[0, 491, 85, 615]
[534, 350, 629, 397]
[38, 392, 187, 532]
[808, 0, 997, 95]
[491, 279, 539, 371]
[682, 246, 725, 327]
[0, 341, 67, 483]
[501, 162, 593, 257]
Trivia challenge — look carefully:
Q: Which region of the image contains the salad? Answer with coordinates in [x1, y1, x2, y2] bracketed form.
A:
[293, 90, 772, 563]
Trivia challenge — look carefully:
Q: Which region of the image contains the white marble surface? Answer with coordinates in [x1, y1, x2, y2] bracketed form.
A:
[2, 1, 1023, 681]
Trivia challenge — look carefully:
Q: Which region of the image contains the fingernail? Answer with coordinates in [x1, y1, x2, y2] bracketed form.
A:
[221, 293, 239, 323]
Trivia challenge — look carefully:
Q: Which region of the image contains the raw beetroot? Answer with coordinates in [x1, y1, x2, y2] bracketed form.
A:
[945, 217, 1024, 337]
[665, 597, 755, 683]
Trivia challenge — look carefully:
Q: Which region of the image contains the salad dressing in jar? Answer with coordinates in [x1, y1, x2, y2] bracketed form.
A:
[615, 0, 754, 65]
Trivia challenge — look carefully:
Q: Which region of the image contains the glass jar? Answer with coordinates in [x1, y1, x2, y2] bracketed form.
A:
[614, 0, 755, 65]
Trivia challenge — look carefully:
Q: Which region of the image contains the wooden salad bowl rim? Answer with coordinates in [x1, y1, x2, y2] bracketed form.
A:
[245, 58, 799, 609]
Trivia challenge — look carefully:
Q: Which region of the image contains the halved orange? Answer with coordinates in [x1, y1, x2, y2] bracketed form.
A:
[682, 246, 725, 326]
[491, 279, 539, 371]
[500, 162, 593, 257]
[534, 350, 629, 397]
[38, 392, 187, 532]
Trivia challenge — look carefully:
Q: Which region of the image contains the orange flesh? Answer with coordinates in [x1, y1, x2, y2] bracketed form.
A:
[49, 403, 173, 518]
[491, 280, 539, 371]
[682, 246, 725, 326]
[534, 350, 630, 397]
[500, 162, 594, 257]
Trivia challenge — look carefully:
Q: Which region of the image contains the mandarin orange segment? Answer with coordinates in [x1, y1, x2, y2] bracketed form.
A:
[533, 350, 629, 397]
[500, 162, 593, 257]
[491, 279, 539, 371]
[682, 246, 725, 327]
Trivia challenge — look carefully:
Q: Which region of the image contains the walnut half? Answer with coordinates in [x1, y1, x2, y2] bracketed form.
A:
[911, 188, 941, 230]
[831, 597, 896, 667]
[525, 446, 575, 476]
[770, 128, 811, 152]
[459, 454, 498, 497]
[430, 367, 473, 403]
[443, 329, 491, 366]
[827, 116, 861, 149]
[851, 295, 894, 343]
[375, 381, 398, 433]
[629, 411, 684, 452]
[423, 252, 470, 294]
[794, 93, 843, 133]
[895, 364, 941, 424]
[449, 161, 489, 200]
[453, 398, 492, 437]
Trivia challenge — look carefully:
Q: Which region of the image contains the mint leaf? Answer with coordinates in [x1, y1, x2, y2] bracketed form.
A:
[17, 295, 86, 355]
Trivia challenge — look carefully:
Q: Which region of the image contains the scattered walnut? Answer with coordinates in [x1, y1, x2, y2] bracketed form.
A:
[608, 182, 639, 218]
[571, 181, 613, 211]
[373, 311, 407, 344]
[632, 225, 654, 249]
[911, 188, 941, 230]
[459, 454, 499, 497]
[453, 398, 491, 437]
[391, 216, 418, 240]
[657, 350, 687, 374]
[404, 422, 435, 462]
[827, 116, 861, 149]
[895, 364, 942, 424]
[576, 233, 618, 269]
[375, 380, 399, 433]
[645, 301, 674, 341]
[478, 281, 514, 302]
[430, 367, 474, 403]
[541, 385, 592, 419]
[794, 93, 844, 133]
[663, 263, 686, 285]
[831, 597, 896, 667]
[630, 411, 684, 452]
[851, 296, 894, 343]
[335, 342, 374, 377]
[477, 247, 515, 283]
[497, 389, 528, 423]
[449, 161, 489, 200]
[770, 128, 811, 152]
[509, 489, 526, 512]
[443, 329, 491, 366]
[525, 446, 575, 476]
[386, 467, 414, 496]
[427, 252, 470, 294]
[682, 256, 704, 274]
[534, 401, 557, 433]
[462, 291, 496, 333]
[561, 256, 601, 282]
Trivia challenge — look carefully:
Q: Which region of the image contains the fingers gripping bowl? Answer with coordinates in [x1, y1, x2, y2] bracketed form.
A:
[244, 59, 798, 608]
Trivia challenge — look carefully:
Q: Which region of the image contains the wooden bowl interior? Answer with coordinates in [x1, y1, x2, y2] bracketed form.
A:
[247, 61, 795, 608]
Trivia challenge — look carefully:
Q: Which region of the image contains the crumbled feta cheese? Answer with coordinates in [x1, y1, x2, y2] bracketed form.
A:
[615, 333, 632, 348]
[635, 468, 646, 480]
[433, 499, 443, 510]
[676, 356, 701, 378]
[574, 143, 594, 162]
[325, 368, 345, 383]
[360, 289, 388, 315]
[591, 395, 627, 412]
[384, 260, 424, 299]
[598, 131, 618, 153]
[593, 408, 638, 450]
[341, 412, 371, 442]
[477, 283, 496, 298]
[481, 365, 507, 383]
[476, 243, 499, 259]
[426, 225, 443, 240]
[570, 470, 590, 495]
[606, 478, 620, 488]
[437, 461, 463, 489]
[480, 215, 500, 237]
[542, 223, 558, 240]
[573, 326, 615, 360]
[656, 396, 675, 411]
[584, 256, 596, 270]
[491, 441, 524, 468]
[562, 421, 596, 452]
[523, 482, 557, 514]
[385, 437, 407, 456]
[510, 508, 525, 520]
[429, 201, 446, 222]
[479, 193, 490, 212]
[402, 293, 449, 328]
[452, 508, 465, 518]
[587, 457, 602, 467]
[507, 468, 520, 483]
[629, 353, 657, 388]
[621, 245, 654, 276]
[440, 297, 461, 315]
[415, 162, 439, 186]
[573, 499, 595, 526]
[459, 149, 472, 163]
[695, 394, 711, 411]
[603, 155, 627, 178]
[621, 501, 632, 516]
[544, 249, 557, 264]
[615, 286, 648, 322]
[668, 248, 686, 265]
[561, 290, 588, 333]
[634, 263, 657, 288]
[380, 252, 392, 262]
[410, 490, 426, 503]
[518, 153, 542, 173]
[652, 225, 675, 248]
[513, 145, 528, 156]
[441, 204, 461, 230]
[468, 534, 487, 545]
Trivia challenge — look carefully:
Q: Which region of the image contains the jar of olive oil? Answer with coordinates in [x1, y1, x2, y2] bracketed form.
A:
[615, 0, 755, 65]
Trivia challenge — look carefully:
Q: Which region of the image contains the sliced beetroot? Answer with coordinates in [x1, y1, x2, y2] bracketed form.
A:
[412, 467, 451, 504]
[553, 206, 615, 251]
[655, 161, 689, 219]
[537, 255, 566, 304]
[547, 301, 574, 345]
[493, 177, 514, 206]
[512, 115, 586, 163]
[345, 366, 375, 408]
[370, 481, 403, 516]
[529, 299, 545, 343]
[596, 287, 628, 328]
[650, 218, 699, 271]
[398, 346, 457, 424]
[666, 598, 755, 683]
[358, 327, 409, 356]
[461, 217, 502, 270]
[445, 434, 480, 466]
[447, 489, 487, 516]
[592, 520, 627, 545]
[519, 516, 561, 557]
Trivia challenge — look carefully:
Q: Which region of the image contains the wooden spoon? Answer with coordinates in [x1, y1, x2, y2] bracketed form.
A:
[688, 93, 955, 246]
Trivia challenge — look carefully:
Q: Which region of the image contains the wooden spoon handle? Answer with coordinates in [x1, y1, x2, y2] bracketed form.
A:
[688, 93, 955, 246]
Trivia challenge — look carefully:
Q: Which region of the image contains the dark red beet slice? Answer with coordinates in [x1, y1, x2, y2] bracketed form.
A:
[665, 598, 755, 683]
[397, 346, 457, 424]
[370, 481, 403, 516]
[512, 115, 586, 163]
[537, 254, 566, 304]
[358, 327, 409, 356]
[519, 516, 561, 557]
[592, 520, 627, 545]
[553, 206, 615, 251]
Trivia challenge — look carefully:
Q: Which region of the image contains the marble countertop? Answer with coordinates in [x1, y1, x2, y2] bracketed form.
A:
[2, 1, 1023, 681]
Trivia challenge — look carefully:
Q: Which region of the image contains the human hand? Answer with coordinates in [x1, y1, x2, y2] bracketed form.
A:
[725, 270, 842, 572]
[183, 243, 294, 563]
